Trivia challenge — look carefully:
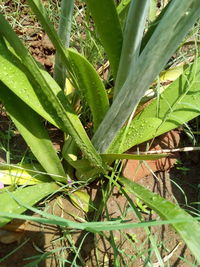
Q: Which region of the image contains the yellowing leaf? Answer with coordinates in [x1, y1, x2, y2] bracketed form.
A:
[159, 64, 185, 82]
[69, 190, 94, 213]
[0, 164, 51, 185]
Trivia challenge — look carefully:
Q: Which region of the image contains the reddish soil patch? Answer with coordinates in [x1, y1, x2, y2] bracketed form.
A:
[123, 130, 180, 181]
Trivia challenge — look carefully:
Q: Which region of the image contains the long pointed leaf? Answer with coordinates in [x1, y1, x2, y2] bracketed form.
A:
[68, 48, 109, 132]
[114, 0, 150, 96]
[85, 0, 123, 78]
[92, 0, 200, 153]
[119, 176, 200, 264]
[0, 82, 66, 182]
[54, 0, 75, 89]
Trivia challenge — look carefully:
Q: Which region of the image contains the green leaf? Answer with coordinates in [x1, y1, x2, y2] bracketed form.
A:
[0, 164, 51, 185]
[107, 58, 200, 153]
[119, 176, 200, 264]
[114, 0, 150, 96]
[0, 16, 104, 171]
[0, 36, 59, 128]
[68, 48, 109, 132]
[159, 64, 185, 82]
[85, 0, 123, 78]
[101, 153, 167, 164]
[0, 183, 59, 227]
[92, 0, 200, 153]
[0, 82, 66, 182]
[54, 0, 75, 89]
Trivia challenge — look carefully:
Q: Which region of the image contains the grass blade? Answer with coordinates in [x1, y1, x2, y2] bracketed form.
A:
[0, 198, 200, 233]
[119, 176, 200, 264]
[101, 153, 167, 165]
[0, 183, 59, 227]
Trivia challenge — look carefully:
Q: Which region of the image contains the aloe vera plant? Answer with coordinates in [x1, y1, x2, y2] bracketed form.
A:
[0, 0, 200, 263]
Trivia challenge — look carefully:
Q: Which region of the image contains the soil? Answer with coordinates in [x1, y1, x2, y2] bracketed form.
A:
[123, 130, 181, 181]
[0, 1, 200, 266]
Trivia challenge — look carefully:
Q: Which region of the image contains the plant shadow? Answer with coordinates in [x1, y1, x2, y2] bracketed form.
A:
[0, 217, 59, 267]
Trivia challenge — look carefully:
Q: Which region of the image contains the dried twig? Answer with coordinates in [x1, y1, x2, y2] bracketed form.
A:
[133, 147, 200, 155]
